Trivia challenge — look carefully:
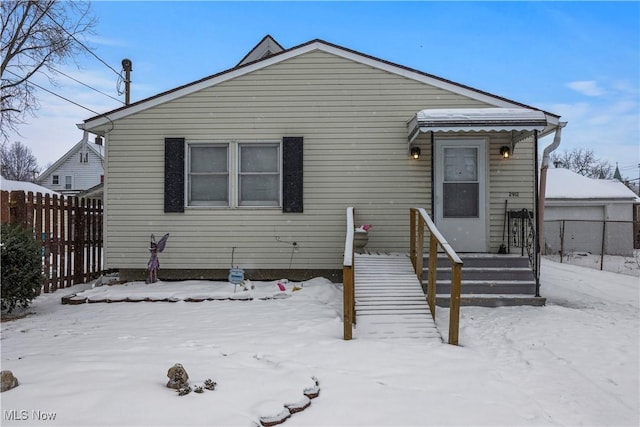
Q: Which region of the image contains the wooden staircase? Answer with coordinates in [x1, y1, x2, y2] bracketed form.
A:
[423, 253, 546, 307]
[353, 253, 441, 340]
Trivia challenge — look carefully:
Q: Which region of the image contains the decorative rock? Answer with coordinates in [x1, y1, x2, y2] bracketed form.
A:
[303, 376, 320, 399]
[257, 376, 320, 426]
[284, 396, 311, 414]
[1, 371, 19, 392]
[177, 385, 192, 396]
[166, 363, 189, 390]
[203, 378, 217, 390]
[260, 409, 291, 427]
[61, 294, 87, 305]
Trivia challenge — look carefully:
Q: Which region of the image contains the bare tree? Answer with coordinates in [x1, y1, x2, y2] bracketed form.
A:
[550, 148, 615, 179]
[0, 141, 40, 181]
[1, 0, 96, 140]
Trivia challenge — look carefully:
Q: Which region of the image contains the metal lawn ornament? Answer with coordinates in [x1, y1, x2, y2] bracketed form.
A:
[228, 247, 245, 292]
[147, 233, 170, 284]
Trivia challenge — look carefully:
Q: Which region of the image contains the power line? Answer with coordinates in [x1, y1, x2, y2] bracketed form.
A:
[42, 66, 124, 105]
[20, 50, 125, 105]
[32, 1, 122, 77]
[18, 48, 124, 104]
[5, 69, 103, 116]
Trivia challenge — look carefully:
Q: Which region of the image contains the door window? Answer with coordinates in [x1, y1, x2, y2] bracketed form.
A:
[443, 147, 479, 218]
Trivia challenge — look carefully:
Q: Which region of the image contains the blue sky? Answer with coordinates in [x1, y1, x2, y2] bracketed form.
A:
[11, 1, 640, 180]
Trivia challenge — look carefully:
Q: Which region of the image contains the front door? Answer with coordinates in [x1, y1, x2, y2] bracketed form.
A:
[434, 139, 487, 252]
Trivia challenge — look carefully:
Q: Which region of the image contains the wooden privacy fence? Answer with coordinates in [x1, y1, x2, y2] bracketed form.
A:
[1, 190, 103, 292]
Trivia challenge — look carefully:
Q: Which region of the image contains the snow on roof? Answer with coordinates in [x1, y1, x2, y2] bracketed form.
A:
[546, 167, 640, 201]
[0, 176, 60, 196]
[416, 107, 547, 124]
[408, 107, 552, 143]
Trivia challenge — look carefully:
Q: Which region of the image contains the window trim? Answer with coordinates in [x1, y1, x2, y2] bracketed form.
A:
[237, 142, 282, 208]
[185, 140, 282, 209]
[52, 175, 59, 185]
[187, 143, 230, 207]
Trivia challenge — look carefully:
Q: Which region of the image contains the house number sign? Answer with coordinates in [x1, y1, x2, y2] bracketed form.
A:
[509, 192, 520, 198]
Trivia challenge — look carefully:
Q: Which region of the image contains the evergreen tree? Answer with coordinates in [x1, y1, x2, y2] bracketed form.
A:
[1, 223, 44, 313]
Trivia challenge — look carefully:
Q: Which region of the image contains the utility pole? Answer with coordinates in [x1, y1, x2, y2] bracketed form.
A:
[122, 58, 132, 105]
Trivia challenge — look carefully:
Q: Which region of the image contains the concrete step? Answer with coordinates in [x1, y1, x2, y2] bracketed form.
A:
[433, 267, 534, 281]
[432, 279, 537, 295]
[436, 294, 546, 307]
[424, 253, 530, 268]
[422, 253, 537, 297]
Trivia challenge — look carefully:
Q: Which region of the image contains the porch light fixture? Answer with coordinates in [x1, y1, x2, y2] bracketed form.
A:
[500, 145, 511, 159]
[410, 146, 421, 159]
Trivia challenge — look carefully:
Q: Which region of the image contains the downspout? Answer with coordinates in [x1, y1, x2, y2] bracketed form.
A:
[537, 121, 567, 295]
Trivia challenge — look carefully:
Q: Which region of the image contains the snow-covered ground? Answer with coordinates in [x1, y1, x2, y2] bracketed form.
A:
[544, 250, 640, 277]
[1, 258, 638, 426]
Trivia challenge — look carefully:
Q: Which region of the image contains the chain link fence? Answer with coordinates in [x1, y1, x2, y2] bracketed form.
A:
[543, 219, 640, 274]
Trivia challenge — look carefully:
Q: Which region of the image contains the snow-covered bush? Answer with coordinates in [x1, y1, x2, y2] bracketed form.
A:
[1, 223, 44, 313]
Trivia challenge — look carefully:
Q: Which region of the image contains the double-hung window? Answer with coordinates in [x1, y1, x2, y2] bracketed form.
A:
[188, 145, 229, 206]
[187, 142, 281, 208]
[238, 143, 280, 207]
[168, 137, 301, 213]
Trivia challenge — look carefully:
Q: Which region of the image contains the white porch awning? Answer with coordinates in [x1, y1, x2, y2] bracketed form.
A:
[407, 108, 549, 143]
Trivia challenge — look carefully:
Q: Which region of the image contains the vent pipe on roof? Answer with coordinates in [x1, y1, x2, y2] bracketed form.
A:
[122, 59, 132, 105]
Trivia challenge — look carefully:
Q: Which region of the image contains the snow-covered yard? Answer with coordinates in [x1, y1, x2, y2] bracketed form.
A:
[1, 258, 638, 426]
[544, 250, 640, 277]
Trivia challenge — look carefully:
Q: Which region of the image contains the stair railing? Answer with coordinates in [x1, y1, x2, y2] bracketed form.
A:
[522, 208, 540, 297]
[410, 208, 463, 345]
[343, 207, 356, 340]
[509, 208, 540, 296]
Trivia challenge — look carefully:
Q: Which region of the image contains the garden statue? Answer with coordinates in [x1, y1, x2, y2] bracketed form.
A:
[147, 233, 170, 284]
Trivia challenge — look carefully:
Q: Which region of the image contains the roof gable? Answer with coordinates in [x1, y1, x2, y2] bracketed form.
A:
[83, 37, 560, 133]
[37, 136, 103, 182]
[236, 35, 285, 67]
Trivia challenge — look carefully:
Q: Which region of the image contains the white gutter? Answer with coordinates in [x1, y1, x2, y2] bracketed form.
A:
[538, 121, 567, 258]
[541, 121, 566, 168]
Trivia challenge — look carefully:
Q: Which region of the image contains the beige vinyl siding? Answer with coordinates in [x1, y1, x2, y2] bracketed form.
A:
[103, 50, 533, 272]
[488, 134, 536, 252]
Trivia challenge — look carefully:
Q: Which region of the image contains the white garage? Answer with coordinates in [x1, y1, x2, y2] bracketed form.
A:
[544, 168, 640, 256]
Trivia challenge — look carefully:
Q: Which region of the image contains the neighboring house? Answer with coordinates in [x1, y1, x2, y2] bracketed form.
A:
[0, 176, 60, 196]
[81, 35, 563, 281]
[37, 133, 104, 197]
[544, 167, 640, 256]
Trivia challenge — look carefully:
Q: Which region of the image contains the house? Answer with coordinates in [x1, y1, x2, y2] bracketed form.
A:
[0, 176, 60, 196]
[37, 132, 104, 197]
[80, 35, 563, 283]
[544, 167, 640, 256]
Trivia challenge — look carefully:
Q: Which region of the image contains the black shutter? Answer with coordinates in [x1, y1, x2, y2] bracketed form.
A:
[164, 138, 185, 213]
[282, 136, 303, 213]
